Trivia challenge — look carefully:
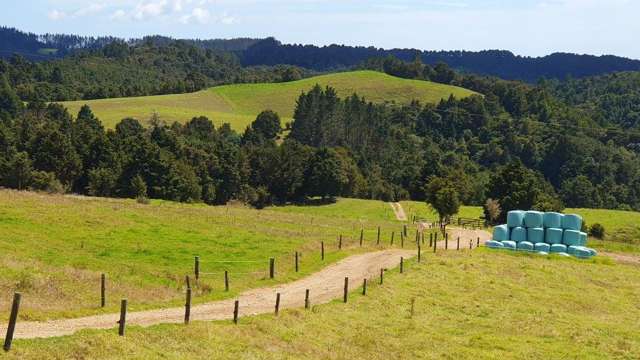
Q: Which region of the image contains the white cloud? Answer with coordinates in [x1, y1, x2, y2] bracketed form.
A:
[133, 0, 168, 20]
[180, 7, 210, 24]
[110, 9, 128, 21]
[47, 9, 67, 20]
[73, 3, 106, 17]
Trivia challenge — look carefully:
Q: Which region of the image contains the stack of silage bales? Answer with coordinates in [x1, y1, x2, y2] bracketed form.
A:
[486, 210, 597, 258]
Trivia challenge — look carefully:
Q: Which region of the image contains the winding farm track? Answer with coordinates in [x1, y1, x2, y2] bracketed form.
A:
[3, 249, 415, 340]
[389, 202, 408, 221]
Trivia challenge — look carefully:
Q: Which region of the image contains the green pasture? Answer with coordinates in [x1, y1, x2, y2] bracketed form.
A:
[59, 71, 477, 130]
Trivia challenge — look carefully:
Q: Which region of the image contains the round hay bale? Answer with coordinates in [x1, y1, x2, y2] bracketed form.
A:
[562, 214, 583, 231]
[579, 232, 588, 246]
[501, 240, 517, 250]
[517, 241, 534, 251]
[563, 230, 582, 246]
[510, 227, 527, 242]
[550, 244, 568, 253]
[545, 228, 563, 244]
[527, 228, 545, 244]
[492, 224, 509, 241]
[486, 240, 504, 249]
[524, 211, 544, 228]
[543, 212, 564, 229]
[507, 210, 525, 228]
[534, 243, 551, 253]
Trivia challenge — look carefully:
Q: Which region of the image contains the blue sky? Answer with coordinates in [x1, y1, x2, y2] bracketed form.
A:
[2, 0, 639, 58]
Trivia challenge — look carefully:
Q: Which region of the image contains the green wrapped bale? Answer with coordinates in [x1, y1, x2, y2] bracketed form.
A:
[534, 243, 551, 253]
[524, 211, 544, 228]
[486, 240, 504, 249]
[562, 214, 583, 231]
[543, 212, 564, 229]
[510, 227, 527, 242]
[492, 224, 509, 241]
[563, 230, 582, 246]
[527, 228, 544, 244]
[550, 244, 567, 253]
[501, 241, 517, 250]
[507, 210, 525, 228]
[579, 232, 588, 246]
[517, 241, 534, 251]
[545, 228, 563, 244]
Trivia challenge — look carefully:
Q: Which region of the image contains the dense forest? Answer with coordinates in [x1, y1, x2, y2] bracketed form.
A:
[2, 55, 640, 216]
[4, 27, 640, 83]
[0, 39, 311, 101]
[240, 38, 640, 82]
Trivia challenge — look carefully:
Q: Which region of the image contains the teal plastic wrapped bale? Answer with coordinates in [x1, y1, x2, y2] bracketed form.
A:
[563, 230, 582, 246]
[501, 240, 517, 250]
[537, 252, 549, 256]
[568, 246, 593, 258]
[545, 228, 563, 244]
[550, 244, 567, 253]
[562, 214, 583, 231]
[579, 232, 588, 246]
[543, 212, 564, 229]
[527, 228, 545, 244]
[486, 240, 504, 249]
[557, 252, 571, 257]
[534, 243, 551, 253]
[507, 210, 525, 228]
[524, 211, 544, 228]
[517, 241, 534, 251]
[587, 248, 598, 256]
[510, 227, 527, 242]
[492, 224, 509, 241]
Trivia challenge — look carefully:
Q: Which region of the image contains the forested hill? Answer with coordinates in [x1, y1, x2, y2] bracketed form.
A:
[4, 27, 640, 83]
[239, 38, 640, 82]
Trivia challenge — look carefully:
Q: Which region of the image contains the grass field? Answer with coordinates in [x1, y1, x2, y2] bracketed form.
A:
[59, 71, 478, 130]
[0, 191, 409, 321]
[6, 249, 639, 359]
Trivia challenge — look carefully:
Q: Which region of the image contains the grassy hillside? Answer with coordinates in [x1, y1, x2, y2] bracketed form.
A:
[60, 71, 478, 130]
[7, 250, 639, 359]
[0, 191, 406, 321]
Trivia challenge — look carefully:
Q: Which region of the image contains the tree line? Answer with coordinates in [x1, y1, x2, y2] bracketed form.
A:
[2, 62, 640, 217]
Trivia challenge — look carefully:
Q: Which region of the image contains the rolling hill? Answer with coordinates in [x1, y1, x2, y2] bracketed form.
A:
[60, 71, 478, 130]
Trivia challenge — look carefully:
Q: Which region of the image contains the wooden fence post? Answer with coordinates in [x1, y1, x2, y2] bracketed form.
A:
[362, 279, 367, 296]
[477, 237, 480, 248]
[418, 245, 421, 263]
[233, 300, 239, 324]
[185, 288, 192, 324]
[360, 229, 363, 247]
[343, 277, 349, 303]
[269, 258, 275, 279]
[305, 289, 310, 309]
[275, 293, 281, 315]
[429, 233, 433, 248]
[321, 241, 325, 260]
[457, 237, 460, 251]
[401, 232, 404, 248]
[224, 271, 229, 292]
[194, 256, 200, 281]
[185, 275, 191, 290]
[391, 232, 394, 246]
[101, 273, 106, 308]
[3, 293, 21, 352]
[339, 235, 342, 250]
[469, 239, 473, 249]
[445, 233, 448, 250]
[295, 252, 299, 272]
[404, 224, 407, 237]
[377, 226, 380, 244]
[400, 257, 404, 273]
[118, 299, 127, 336]
[380, 268, 384, 284]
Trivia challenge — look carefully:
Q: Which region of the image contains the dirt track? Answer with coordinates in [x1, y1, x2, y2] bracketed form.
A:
[3, 249, 415, 340]
[389, 202, 407, 221]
